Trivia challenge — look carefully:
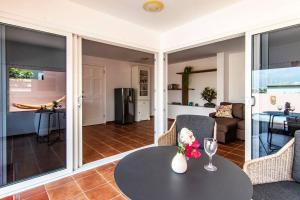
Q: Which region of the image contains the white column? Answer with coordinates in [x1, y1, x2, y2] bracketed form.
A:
[217, 52, 225, 105]
[154, 51, 167, 144]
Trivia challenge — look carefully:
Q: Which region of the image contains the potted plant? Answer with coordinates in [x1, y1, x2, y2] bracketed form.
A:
[201, 87, 217, 108]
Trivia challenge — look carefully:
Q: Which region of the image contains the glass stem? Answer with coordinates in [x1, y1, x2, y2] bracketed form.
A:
[209, 156, 213, 167]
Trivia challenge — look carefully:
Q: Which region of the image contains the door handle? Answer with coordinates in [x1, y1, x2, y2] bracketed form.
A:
[77, 96, 82, 108]
[251, 96, 256, 106]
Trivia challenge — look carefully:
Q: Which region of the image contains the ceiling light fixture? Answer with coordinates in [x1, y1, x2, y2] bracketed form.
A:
[143, 0, 164, 12]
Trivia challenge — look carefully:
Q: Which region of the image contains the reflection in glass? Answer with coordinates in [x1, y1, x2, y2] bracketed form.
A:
[0, 24, 66, 187]
[252, 25, 300, 159]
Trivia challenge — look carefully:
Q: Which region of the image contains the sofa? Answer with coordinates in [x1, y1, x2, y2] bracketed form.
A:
[209, 102, 245, 143]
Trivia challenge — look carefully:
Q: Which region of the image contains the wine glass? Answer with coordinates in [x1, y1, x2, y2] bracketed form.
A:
[204, 138, 218, 172]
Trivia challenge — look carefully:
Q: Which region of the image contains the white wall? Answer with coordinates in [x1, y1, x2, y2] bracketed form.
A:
[168, 38, 245, 105]
[162, 0, 300, 52]
[0, 0, 160, 51]
[82, 55, 154, 122]
[222, 38, 245, 103]
[225, 51, 245, 103]
[168, 57, 217, 106]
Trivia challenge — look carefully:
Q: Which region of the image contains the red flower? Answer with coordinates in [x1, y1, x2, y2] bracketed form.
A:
[185, 139, 201, 159]
[191, 140, 200, 148]
[185, 145, 192, 158]
[191, 149, 201, 159]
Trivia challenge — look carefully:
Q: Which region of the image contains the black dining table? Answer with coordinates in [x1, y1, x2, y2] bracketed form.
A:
[114, 146, 253, 200]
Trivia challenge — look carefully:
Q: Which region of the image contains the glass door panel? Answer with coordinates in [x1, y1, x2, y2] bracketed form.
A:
[0, 24, 67, 187]
[252, 25, 300, 159]
[140, 69, 149, 97]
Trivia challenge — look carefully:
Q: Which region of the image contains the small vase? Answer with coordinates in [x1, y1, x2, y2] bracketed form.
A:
[171, 153, 187, 174]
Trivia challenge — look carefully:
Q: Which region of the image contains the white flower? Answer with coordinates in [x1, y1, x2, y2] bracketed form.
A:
[179, 128, 195, 145]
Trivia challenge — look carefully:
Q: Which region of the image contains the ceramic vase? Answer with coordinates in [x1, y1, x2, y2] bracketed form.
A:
[171, 153, 187, 173]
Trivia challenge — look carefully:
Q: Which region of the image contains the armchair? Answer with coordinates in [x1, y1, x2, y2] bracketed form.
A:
[158, 115, 216, 149]
[243, 131, 300, 200]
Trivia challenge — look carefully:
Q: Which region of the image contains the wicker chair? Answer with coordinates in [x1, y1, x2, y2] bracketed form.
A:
[243, 131, 300, 200]
[158, 115, 217, 148]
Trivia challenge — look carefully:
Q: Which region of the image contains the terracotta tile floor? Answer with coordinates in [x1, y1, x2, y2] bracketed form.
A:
[83, 120, 154, 164]
[3, 140, 245, 200]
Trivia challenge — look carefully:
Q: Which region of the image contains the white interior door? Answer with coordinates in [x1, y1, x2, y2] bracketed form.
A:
[82, 65, 106, 126]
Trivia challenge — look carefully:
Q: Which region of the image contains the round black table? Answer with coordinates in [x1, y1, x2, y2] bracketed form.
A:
[114, 146, 253, 200]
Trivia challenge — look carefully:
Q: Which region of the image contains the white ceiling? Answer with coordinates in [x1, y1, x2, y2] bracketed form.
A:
[82, 39, 154, 64]
[168, 36, 245, 64]
[70, 0, 240, 32]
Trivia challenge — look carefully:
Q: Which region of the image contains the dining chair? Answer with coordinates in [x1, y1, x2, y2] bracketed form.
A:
[243, 131, 300, 200]
[158, 115, 216, 149]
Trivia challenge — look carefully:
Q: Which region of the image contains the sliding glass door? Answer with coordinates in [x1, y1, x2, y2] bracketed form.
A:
[0, 24, 67, 187]
[251, 25, 300, 159]
[0, 24, 7, 186]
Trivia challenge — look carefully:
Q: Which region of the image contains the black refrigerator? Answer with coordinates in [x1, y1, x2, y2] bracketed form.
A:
[114, 88, 135, 124]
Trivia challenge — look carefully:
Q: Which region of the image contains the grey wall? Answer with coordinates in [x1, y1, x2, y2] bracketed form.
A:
[269, 41, 300, 68]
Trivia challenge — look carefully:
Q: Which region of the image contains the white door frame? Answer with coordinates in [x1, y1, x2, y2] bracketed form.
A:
[244, 18, 300, 161]
[82, 64, 106, 126]
[78, 36, 159, 168]
[0, 24, 7, 186]
[0, 20, 74, 198]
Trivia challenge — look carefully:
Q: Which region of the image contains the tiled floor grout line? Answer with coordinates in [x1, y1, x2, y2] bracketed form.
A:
[83, 128, 153, 163]
[83, 141, 107, 157]
[76, 172, 109, 193]
[85, 132, 132, 153]
[43, 184, 52, 200]
[84, 128, 133, 153]
[72, 176, 91, 200]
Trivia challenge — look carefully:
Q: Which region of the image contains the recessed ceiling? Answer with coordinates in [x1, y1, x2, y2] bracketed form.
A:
[168, 36, 245, 64]
[71, 0, 240, 32]
[82, 39, 154, 65]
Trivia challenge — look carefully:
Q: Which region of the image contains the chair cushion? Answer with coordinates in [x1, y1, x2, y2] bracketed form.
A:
[176, 115, 215, 149]
[253, 181, 300, 200]
[292, 131, 300, 182]
[215, 117, 238, 132]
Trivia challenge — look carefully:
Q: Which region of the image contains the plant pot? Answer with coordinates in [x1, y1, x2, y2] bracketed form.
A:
[171, 153, 187, 173]
[204, 102, 216, 108]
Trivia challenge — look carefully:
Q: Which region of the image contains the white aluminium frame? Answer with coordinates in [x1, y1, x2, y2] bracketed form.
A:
[76, 36, 160, 169]
[244, 18, 300, 161]
[0, 19, 74, 198]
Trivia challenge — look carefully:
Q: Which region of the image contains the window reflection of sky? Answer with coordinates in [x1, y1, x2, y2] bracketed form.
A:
[252, 66, 300, 93]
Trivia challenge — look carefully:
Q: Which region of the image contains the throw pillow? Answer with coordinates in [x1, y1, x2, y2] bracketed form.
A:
[215, 105, 233, 118]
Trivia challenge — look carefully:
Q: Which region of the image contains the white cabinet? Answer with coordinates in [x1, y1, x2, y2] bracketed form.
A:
[132, 66, 150, 121]
[136, 100, 150, 121]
